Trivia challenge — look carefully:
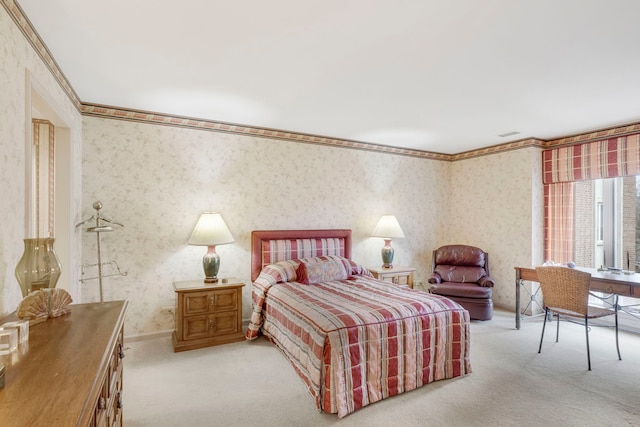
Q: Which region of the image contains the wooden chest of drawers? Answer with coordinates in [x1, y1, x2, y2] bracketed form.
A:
[0, 301, 128, 426]
[172, 279, 245, 352]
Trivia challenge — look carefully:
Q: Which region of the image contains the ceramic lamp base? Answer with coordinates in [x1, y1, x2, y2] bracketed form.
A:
[202, 245, 220, 283]
[381, 239, 394, 269]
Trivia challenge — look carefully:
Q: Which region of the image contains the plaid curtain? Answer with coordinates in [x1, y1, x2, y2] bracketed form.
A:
[543, 182, 574, 263]
[542, 133, 640, 262]
[543, 134, 640, 184]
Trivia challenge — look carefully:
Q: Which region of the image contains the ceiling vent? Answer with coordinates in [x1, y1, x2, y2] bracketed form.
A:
[498, 131, 520, 138]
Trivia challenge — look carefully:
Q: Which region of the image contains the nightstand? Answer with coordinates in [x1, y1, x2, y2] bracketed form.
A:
[368, 265, 416, 289]
[172, 279, 245, 352]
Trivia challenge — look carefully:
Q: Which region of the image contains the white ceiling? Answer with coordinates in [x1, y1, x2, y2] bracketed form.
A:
[17, 0, 640, 154]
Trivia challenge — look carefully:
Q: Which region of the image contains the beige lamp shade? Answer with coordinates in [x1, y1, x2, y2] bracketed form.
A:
[188, 212, 234, 283]
[188, 213, 234, 246]
[372, 215, 405, 239]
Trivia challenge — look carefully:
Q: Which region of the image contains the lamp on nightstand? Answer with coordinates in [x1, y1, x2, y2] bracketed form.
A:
[188, 212, 234, 283]
[372, 215, 405, 269]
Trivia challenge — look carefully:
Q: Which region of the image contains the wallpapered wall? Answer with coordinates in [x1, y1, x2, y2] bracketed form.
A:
[81, 116, 542, 337]
[0, 6, 83, 317]
[81, 117, 455, 336]
[449, 147, 544, 309]
[2, 3, 543, 335]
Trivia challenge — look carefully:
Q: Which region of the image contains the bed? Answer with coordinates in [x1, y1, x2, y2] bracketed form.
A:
[246, 229, 471, 418]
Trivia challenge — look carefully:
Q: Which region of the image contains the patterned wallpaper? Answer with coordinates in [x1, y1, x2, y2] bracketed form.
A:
[449, 147, 544, 311]
[2, 1, 544, 335]
[0, 5, 82, 317]
[81, 117, 454, 336]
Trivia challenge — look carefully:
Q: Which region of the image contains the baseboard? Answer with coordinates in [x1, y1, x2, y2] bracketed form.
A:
[124, 329, 173, 342]
[124, 320, 252, 343]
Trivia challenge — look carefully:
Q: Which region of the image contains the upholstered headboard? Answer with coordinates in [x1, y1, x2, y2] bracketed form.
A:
[250, 229, 352, 281]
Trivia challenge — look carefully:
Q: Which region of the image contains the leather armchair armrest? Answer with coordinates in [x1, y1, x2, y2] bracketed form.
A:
[478, 276, 495, 287]
[428, 273, 442, 284]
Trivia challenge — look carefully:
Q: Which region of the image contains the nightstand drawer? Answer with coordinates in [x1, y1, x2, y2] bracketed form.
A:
[209, 311, 239, 335]
[211, 289, 238, 312]
[183, 314, 210, 340]
[182, 312, 240, 341]
[184, 291, 211, 316]
[390, 273, 411, 286]
[183, 289, 238, 316]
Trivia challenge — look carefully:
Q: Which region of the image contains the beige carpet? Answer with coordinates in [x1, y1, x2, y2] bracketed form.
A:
[123, 309, 640, 426]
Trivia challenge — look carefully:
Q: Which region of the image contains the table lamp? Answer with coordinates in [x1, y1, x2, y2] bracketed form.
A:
[188, 212, 234, 283]
[372, 215, 405, 269]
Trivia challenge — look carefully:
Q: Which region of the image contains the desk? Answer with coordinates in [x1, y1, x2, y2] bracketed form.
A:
[514, 266, 640, 329]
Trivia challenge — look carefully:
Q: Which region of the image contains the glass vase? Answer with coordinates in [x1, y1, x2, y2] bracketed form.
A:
[15, 238, 62, 297]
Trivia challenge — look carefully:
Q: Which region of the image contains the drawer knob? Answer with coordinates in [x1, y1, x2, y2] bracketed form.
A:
[209, 320, 215, 330]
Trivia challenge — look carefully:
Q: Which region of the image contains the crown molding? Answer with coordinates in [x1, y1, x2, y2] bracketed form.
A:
[543, 122, 640, 149]
[7, 0, 640, 161]
[2, 0, 81, 110]
[82, 103, 555, 161]
[450, 138, 546, 161]
[81, 103, 453, 161]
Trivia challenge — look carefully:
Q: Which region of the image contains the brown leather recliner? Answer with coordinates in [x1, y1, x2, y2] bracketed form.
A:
[428, 245, 494, 320]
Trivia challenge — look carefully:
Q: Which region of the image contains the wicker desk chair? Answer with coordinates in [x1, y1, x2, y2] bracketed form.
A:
[535, 266, 621, 370]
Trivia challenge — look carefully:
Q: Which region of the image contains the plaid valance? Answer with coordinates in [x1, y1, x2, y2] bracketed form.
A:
[542, 133, 640, 184]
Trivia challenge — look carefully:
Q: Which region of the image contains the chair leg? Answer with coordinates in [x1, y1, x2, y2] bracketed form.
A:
[555, 313, 560, 342]
[615, 303, 621, 361]
[538, 308, 549, 353]
[585, 316, 591, 371]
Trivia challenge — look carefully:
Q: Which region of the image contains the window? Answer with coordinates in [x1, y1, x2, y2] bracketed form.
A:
[574, 177, 635, 271]
[572, 176, 640, 315]
[543, 135, 640, 324]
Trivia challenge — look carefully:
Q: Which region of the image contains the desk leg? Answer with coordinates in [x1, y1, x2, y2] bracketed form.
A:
[515, 271, 521, 330]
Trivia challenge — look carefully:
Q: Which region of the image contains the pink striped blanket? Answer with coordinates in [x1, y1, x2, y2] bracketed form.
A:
[246, 256, 471, 418]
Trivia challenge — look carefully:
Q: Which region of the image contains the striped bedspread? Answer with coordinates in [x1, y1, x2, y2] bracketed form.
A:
[246, 258, 471, 418]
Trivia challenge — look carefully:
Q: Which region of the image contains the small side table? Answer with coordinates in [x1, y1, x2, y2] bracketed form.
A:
[368, 265, 416, 289]
[172, 279, 245, 352]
